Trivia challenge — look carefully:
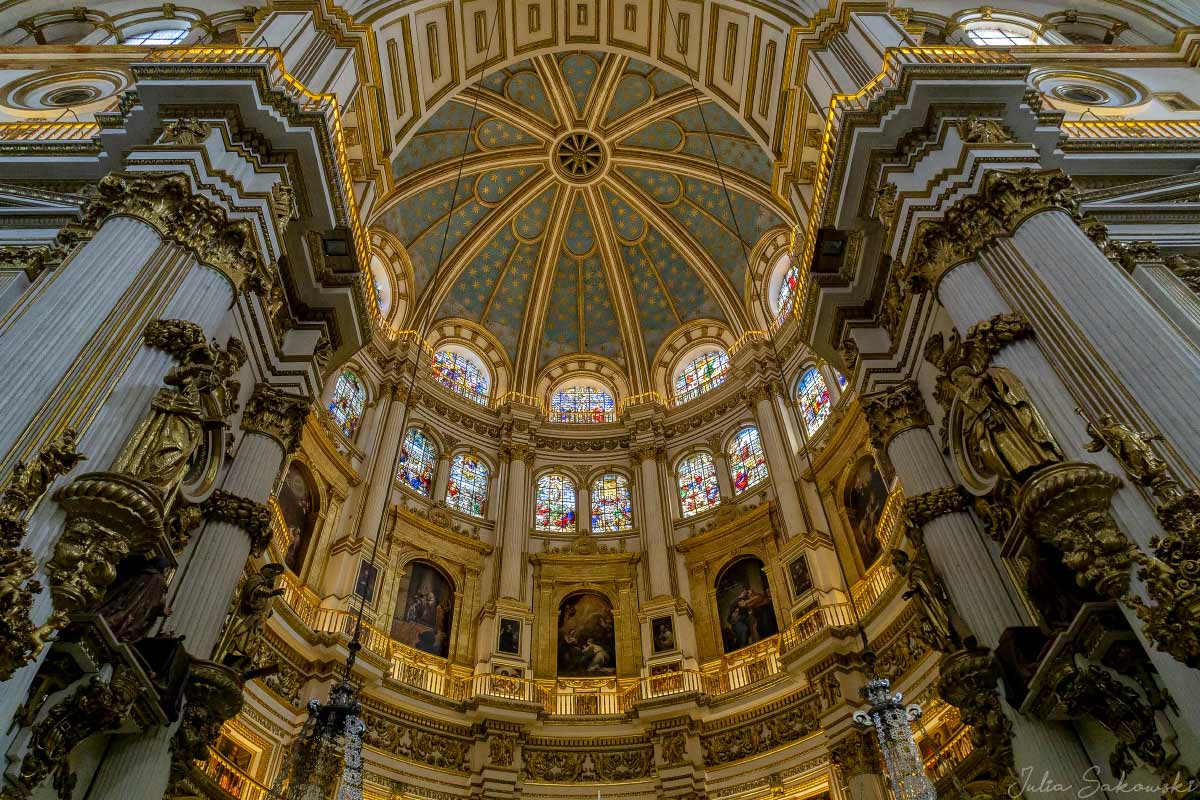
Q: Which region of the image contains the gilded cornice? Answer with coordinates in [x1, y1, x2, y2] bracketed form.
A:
[241, 384, 312, 454]
[859, 380, 930, 451]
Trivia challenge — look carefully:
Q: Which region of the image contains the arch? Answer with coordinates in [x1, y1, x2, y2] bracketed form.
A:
[535, 471, 577, 532]
[714, 555, 778, 654]
[397, 426, 439, 496]
[431, 344, 492, 405]
[390, 559, 457, 657]
[277, 460, 320, 576]
[369, 227, 413, 326]
[445, 451, 490, 517]
[426, 318, 512, 400]
[534, 354, 630, 408]
[328, 368, 368, 439]
[650, 320, 736, 401]
[841, 455, 890, 571]
[726, 426, 768, 495]
[548, 381, 617, 424]
[556, 590, 616, 677]
[671, 346, 732, 405]
[675, 451, 720, 518]
[795, 365, 832, 437]
[745, 227, 792, 329]
[123, 26, 191, 45]
[590, 472, 633, 533]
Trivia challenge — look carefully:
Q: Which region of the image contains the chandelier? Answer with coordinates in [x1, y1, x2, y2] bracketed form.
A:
[269, 675, 365, 800]
[853, 677, 938, 800]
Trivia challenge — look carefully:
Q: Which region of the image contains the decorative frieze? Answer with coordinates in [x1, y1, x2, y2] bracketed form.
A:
[241, 383, 311, 454]
[700, 695, 821, 766]
[361, 710, 472, 771]
[521, 744, 654, 781]
[830, 729, 880, 778]
[860, 380, 931, 450]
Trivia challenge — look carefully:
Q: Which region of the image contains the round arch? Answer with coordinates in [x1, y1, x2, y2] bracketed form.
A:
[652, 320, 736, 402]
[426, 319, 512, 402]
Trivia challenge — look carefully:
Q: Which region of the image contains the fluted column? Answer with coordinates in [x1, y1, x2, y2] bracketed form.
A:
[432, 450, 452, 507]
[861, 383, 1097, 799]
[634, 446, 672, 599]
[356, 385, 406, 539]
[709, 439, 736, 502]
[577, 481, 591, 535]
[497, 444, 532, 600]
[87, 384, 310, 800]
[1130, 256, 1200, 349]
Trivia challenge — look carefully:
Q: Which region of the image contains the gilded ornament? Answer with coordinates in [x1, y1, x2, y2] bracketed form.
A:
[1105, 239, 1160, 273]
[936, 648, 1016, 781]
[658, 731, 686, 765]
[0, 244, 65, 281]
[830, 730, 880, 779]
[1080, 410, 1176, 501]
[958, 116, 1014, 144]
[487, 734, 516, 767]
[142, 319, 206, 359]
[216, 563, 285, 668]
[158, 118, 210, 146]
[4, 667, 142, 800]
[859, 380, 930, 451]
[890, 539, 969, 652]
[872, 182, 898, 231]
[1053, 664, 1168, 779]
[168, 661, 246, 784]
[838, 337, 859, 371]
[241, 383, 312, 454]
[904, 485, 971, 527]
[202, 489, 273, 554]
[271, 181, 297, 232]
[0, 430, 86, 680]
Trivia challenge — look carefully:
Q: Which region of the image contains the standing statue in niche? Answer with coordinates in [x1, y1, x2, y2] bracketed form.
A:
[220, 563, 285, 667]
[96, 554, 171, 642]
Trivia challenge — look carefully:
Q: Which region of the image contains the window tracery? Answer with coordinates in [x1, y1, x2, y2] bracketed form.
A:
[673, 350, 730, 404]
[728, 427, 769, 494]
[328, 370, 366, 439]
[446, 453, 489, 516]
[797, 367, 832, 436]
[550, 385, 615, 423]
[535, 472, 577, 531]
[432, 349, 490, 404]
[398, 428, 437, 496]
[591, 473, 632, 532]
[677, 453, 721, 517]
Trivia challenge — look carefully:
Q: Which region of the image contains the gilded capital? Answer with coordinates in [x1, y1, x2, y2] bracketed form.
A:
[0, 244, 64, 281]
[860, 381, 931, 451]
[501, 443, 535, 466]
[202, 489, 272, 554]
[630, 444, 664, 463]
[241, 384, 311, 454]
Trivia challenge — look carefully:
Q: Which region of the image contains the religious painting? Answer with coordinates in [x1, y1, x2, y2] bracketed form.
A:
[651, 616, 676, 653]
[716, 557, 778, 654]
[354, 560, 378, 602]
[390, 561, 455, 657]
[278, 462, 317, 575]
[844, 455, 890, 569]
[498, 617, 521, 655]
[788, 553, 814, 599]
[556, 591, 616, 677]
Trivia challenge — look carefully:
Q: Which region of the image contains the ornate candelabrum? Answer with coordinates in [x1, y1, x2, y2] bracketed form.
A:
[853, 677, 938, 800]
[269, 674, 365, 800]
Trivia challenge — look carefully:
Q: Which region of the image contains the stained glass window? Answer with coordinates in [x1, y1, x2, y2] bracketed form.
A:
[728, 427, 769, 494]
[835, 369, 847, 389]
[328, 370, 366, 439]
[775, 259, 800, 322]
[535, 473, 577, 532]
[550, 385, 615, 423]
[397, 428, 437, 496]
[591, 473, 633, 532]
[373, 275, 386, 314]
[446, 453, 489, 517]
[125, 28, 189, 45]
[677, 453, 721, 517]
[673, 350, 730, 404]
[432, 350, 490, 404]
[797, 367, 832, 435]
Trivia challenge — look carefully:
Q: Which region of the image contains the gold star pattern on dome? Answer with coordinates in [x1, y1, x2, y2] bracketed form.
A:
[372, 51, 792, 381]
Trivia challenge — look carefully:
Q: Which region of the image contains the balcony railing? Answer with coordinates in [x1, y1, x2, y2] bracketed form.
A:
[195, 747, 269, 800]
[460, 673, 548, 707]
[778, 602, 858, 656]
[852, 559, 898, 614]
[925, 723, 976, 782]
[622, 669, 705, 706]
[0, 122, 101, 141]
[1062, 119, 1200, 140]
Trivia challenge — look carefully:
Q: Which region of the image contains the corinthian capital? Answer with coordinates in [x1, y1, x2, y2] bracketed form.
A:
[860, 381, 930, 451]
[241, 384, 311, 454]
[202, 489, 272, 554]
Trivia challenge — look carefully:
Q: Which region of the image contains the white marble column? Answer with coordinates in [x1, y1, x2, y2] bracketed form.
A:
[636, 448, 672, 599]
[711, 449, 736, 501]
[0, 268, 30, 313]
[87, 387, 306, 800]
[497, 447, 531, 600]
[577, 482, 591, 535]
[356, 388, 406, 539]
[938, 257, 1200, 757]
[845, 773, 888, 800]
[1132, 263, 1200, 349]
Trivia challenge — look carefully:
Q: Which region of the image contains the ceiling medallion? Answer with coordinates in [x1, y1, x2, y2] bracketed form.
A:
[554, 131, 605, 182]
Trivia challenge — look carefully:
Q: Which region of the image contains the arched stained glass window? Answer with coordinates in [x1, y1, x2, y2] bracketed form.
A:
[432, 349, 490, 404]
[125, 27, 189, 45]
[446, 453, 489, 517]
[797, 367, 832, 435]
[535, 473, 577, 532]
[550, 385, 615, 423]
[328, 371, 366, 439]
[673, 350, 730, 404]
[775, 260, 800, 323]
[397, 428, 437, 496]
[728, 427, 769, 494]
[591, 473, 633, 532]
[677, 453, 721, 517]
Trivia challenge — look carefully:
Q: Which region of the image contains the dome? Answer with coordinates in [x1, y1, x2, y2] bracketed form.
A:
[371, 51, 792, 388]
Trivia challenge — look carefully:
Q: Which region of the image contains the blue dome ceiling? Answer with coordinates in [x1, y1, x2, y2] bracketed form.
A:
[371, 51, 791, 386]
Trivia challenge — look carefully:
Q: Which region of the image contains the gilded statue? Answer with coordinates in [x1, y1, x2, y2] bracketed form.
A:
[96, 554, 171, 642]
[873, 182, 898, 231]
[1, 429, 86, 522]
[950, 364, 1063, 487]
[890, 544, 968, 651]
[219, 563, 286, 666]
[959, 115, 1013, 144]
[1081, 411, 1176, 500]
[112, 342, 219, 500]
